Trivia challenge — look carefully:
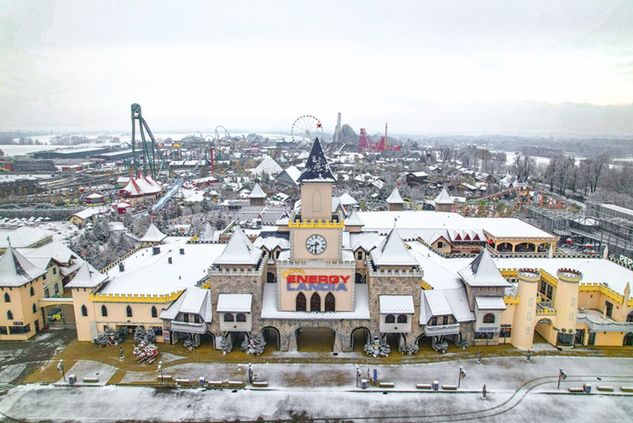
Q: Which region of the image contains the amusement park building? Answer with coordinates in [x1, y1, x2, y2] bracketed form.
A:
[3, 140, 633, 351]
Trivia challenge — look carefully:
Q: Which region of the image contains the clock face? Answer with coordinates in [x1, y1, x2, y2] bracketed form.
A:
[306, 234, 327, 255]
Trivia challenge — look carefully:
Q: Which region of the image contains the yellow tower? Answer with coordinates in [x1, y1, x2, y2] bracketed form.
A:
[511, 269, 540, 350]
[553, 268, 581, 348]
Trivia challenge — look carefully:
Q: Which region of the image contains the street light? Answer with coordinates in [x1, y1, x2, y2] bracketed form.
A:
[457, 366, 466, 388]
[557, 368, 567, 389]
[476, 351, 481, 364]
[56, 359, 66, 382]
[158, 360, 164, 384]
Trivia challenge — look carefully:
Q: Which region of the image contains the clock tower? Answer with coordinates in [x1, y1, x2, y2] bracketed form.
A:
[290, 138, 342, 261]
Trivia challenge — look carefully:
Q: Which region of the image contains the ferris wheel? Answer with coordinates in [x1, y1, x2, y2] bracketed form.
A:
[291, 115, 323, 142]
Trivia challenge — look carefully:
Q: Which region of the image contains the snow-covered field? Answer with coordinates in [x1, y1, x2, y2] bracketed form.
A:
[4, 356, 631, 422]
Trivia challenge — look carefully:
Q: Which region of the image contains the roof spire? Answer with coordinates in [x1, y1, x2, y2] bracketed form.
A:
[298, 138, 335, 183]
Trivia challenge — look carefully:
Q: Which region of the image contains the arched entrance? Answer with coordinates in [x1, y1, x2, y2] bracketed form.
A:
[534, 318, 553, 345]
[350, 327, 370, 351]
[262, 326, 281, 351]
[296, 327, 335, 352]
[624, 332, 633, 346]
[355, 272, 365, 284]
[201, 331, 216, 349]
[266, 272, 276, 283]
[384, 333, 404, 351]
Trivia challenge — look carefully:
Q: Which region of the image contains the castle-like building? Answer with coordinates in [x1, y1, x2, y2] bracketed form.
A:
[3, 139, 633, 353]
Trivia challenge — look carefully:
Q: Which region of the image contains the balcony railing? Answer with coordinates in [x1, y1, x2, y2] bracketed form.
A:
[170, 320, 207, 334]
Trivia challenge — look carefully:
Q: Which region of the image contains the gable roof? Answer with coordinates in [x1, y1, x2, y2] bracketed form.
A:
[344, 209, 364, 227]
[0, 246, 46, 287]
[298, 138, 336, 183]
[160, 287, 212, 322]
[457, 249, 510, 287]
[386, 188, 404, 204]
[435, 188, 454, 205]
[213, 227, 261, 266]
[66, 261, 108, 288]
[248, 183, 267, 199]
[370, 228, 418, 267]
[339, 193, 358, 206]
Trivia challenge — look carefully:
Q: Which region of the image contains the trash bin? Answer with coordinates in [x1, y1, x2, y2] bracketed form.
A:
[199, 377, 206, 387]
[361, 379, 368, 389]
[432, 380, 439, 391]
[68, 374, 76, 385]
[584, 384, 591, 394]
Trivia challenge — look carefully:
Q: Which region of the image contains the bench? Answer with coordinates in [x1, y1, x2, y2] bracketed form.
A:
[207, 380, 223, 388]
[82, 377, 99, 383]
[378, 382, 394, 388]
[620, 386, 633, 393]
[442, 384, 458, 391]
[157, 375, 173, 381]
[596, 386, 614, 392]
[252, 381, 268, 388]
[175, 378, 190, 384]
[416, 384, 432, 390]
[568, 387, 585, 393]
[227, 381, 245, 388]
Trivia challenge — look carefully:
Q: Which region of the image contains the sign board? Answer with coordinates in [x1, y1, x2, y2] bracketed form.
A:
[620, 255, 633, 267]
[475, 326, 499, 333]
[163, 330, 170, 342]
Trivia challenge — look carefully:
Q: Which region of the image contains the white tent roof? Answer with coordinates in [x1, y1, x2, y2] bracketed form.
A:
[67, 261, 108, 288]
[213, 227, 261, 266]
[248, 183, 267, 199]
[386, 188, 404, 204]
[140, 223, 167, 243]
[0, 246, 46, 287]
[217, 294, 252, 312]
[371, 229, 418, 267]
[379, 295, 414, 314]
[435, 188, 454, 205]
[457, 250, 510, 287]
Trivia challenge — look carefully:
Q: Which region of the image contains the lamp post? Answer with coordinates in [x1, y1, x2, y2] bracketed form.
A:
[476, 351, 481, 364]
[457, 366, 466, 388]
[526, 349, 532, 363]
[355, 365, 360, 388]
[158, 360, 164, 384]
[57, 359, 66, 382]
[557, 368, 567, 389]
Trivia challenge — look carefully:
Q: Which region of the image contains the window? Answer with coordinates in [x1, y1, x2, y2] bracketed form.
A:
[3, 293, 9, 303]
[310, 292, 321, 312]
[236, 313, 246, 322]
[324, 293, 335, 312]
[151, 306, 158, 318]
[42, 273, 46, 280]
[32, 304, 37, 313]
[194, 315, 201, 323]
[7, 310, 13, 320]
[475, 332, 494, 340]
[0, 326, 6, 335]
[627, 312, 633, 323]
[385, 314, 395, 324]
[224, 313, 234, 322]
[126, 306, 133, 318]
[54, 284, 59, 294]
[44, 287, 49, 297]
[483, 313, 495, 324]
[53, 267, 57, 275]
[152, 326, 163, 336]
[101, 305, 108, 317]
[275, 250, 281, 259]
[430, 317, 438, 326]
[397, 314, 408, 324]
[294, 292, 306, 311]
[356, 251, 363, 260]
[605, 301, 614, 318]
[500, 325, 512, 338]
[441, 315, 450, 325]
[30, 286, 35, 297]
[437, 241, 444, 249]
[81, 305, 88, 317]
[9, 324, 30, 334]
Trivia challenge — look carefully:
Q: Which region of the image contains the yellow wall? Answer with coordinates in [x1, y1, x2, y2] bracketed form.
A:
[300, 183, 332, 221]
[277, 266, 354, 312]
[0, 277, 45, 340]
[292, 228, 340, 261]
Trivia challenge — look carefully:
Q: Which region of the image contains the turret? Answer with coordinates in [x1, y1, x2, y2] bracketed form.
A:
[511, 268, 540, 350]
[554, 268, 581, 347]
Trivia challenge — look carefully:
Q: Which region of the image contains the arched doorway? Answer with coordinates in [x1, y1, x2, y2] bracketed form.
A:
[515, 242, 535, 253]
[624, 332, 633, 346]
[201, 331, 216, 349]
[627, 311, 633, 322]
[262, 326, 281, 351]
[534, 318, 553, 345]
[296, 292, 306, 311]
[324, 293, 335, 312]
[296, 327, 335, 352]
[310, 292, 321, 312]
[384, 333, 404, 351]
[496, 242, 513, 253]
[266, 272, 276, 283]
[355, 272, 365, 284]
[350, 327, 370, 351]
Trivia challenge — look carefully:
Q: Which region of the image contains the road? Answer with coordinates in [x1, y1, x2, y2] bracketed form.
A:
[1, 356, 632, 422]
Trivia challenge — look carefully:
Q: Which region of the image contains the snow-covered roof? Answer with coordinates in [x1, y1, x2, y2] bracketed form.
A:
[475, 296, 507, 310]
[248, 183, 267, 199]
[213, 227, 261, 266]
[19, 241, 79, 268]
[261, 283, 370, 320]
[379, 295, 414, 314]
[199, 222, 216, 242]
[435, 188, 453, 205]
[420, 288, 475, 324]
[140, 223, 167, 243]
[251, 156, 283, 177]
[458, 250, 510, 287]
[101, 242, 225, 296]
[254, 236, 290, 251]
[298, 138, 336, 183]
[344, 210, 364, 227]
[0, 246, 46, 287]
[339, 193, 358, 206]
[0, 227, 54, 249]
[66, 261, 108, 288]
[72, 206, 110, 220]
[371, 229, 418, 267]
[217, 294, 252, 312]
[121, 172, 161, 196]
[386, 188, 404, 204]
[160, 287, 212, 322]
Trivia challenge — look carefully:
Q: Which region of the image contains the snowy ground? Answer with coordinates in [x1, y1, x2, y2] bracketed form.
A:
[58, 360, 117, 386]
[2, 356, 633, 422]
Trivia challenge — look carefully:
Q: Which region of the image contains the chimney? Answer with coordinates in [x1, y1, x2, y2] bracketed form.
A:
[119, 263, 125, 272]
[152, 246, 161, 255]
[180, 248, 185, 255]
[168, 257, 172, 264]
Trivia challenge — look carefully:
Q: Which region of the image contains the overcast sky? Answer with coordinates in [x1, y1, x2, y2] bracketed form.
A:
[1, 0, 632, 135]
